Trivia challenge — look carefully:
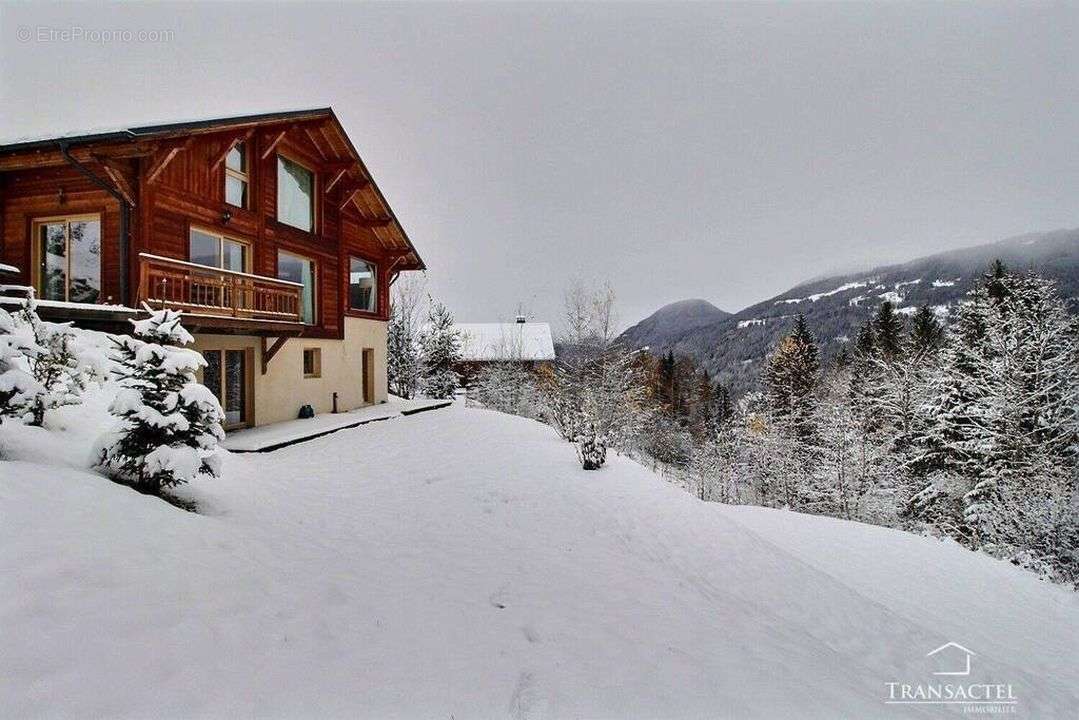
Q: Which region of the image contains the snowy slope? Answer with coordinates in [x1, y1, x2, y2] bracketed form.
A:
[2, 405, 1076, 718]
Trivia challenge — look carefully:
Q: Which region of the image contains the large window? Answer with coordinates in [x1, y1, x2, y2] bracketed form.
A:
[348, 256, 377, 313]
[277, 251, 316, 324]
[35, 215, 101, 303]
[224, 142, 249, 208]
[277, 155, 314, 231]
[189, 228, 247, 272]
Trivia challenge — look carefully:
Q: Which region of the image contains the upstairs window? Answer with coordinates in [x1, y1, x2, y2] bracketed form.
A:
[224, 142, 249, 208]
[277, 155, 314, 232]
[348, 257, 377, 313]
[189, 228, 247, 273]
[278, 251, 316, 325]
[34, 215, 101, 303]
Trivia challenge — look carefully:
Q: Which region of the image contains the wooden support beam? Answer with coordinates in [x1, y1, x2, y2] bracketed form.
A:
[91, 154, 137, 207]
[324, 162, 358, 194]
[211, 128, 254, 170]
[260, 128, 290, 159]
[145, 138, 192, 184]
[353, 216, 394, 229]
[260, 336, 290, 375]
[304, 126, 328, 160]
[338, 183, 369, 211]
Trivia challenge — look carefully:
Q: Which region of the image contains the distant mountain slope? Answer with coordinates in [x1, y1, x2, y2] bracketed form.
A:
[620, 228, 1079, 395]
[619, 299, 730, 352]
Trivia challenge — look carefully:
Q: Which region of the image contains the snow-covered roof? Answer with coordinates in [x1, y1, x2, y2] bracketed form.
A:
[454, 323, 556, 362]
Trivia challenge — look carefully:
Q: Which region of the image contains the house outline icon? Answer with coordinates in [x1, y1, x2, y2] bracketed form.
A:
[926, 642, 976, 676]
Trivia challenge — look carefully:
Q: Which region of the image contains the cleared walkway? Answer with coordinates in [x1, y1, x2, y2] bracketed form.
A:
[222, 396, 452, 452]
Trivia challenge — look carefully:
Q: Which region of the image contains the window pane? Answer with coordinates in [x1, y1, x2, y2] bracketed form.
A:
[226, 143, 246, 172]
[349, 257, 376, 312]
[189, 229, 221, 269]
[224, 350, 246, 426]
[277, 156, 313, 231]
[278, 252, 315, 324]
[39, 223, 67, 301]
[68, 220, 101, 303]
[222, 239, 246, 273]
[203, 350, 222, 406]
[225, 175, 247, 207]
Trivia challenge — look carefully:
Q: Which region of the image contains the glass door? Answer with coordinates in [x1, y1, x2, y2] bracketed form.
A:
[202, 349, 250, 429]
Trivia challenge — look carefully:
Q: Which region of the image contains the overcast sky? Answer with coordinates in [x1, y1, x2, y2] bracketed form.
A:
[3, 2, 1078, 330]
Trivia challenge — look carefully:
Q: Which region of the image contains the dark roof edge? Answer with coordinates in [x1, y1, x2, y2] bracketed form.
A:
[0, 108, 334, 156]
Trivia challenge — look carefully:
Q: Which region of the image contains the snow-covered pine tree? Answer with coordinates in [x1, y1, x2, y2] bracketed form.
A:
[762, 314, 820, 440]
[387, 299, 421, 399]
[713, 383, 735, 431]
[689, 368, 714, 438]
[658, 350, 678, 414]
[910, 306, 946, 357]
[907, 274, 1003, 543]
[95, 308, 225, 495]
[872, 301, 906, 363]
[19, 297, 90, 426]
[419, 300, 462, 399]
[969, 271, 1079, 565]
[0, 307, 43, 425]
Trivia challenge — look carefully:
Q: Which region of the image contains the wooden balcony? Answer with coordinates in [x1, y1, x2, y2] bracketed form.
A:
[137, 253, 305, 332]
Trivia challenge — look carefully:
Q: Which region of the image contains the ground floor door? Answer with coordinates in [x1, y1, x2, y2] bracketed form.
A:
[202, 348, 254, 429]
[362, 348, 374, 404]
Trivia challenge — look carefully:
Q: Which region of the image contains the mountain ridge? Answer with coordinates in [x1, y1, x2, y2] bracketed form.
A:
[618, 227, 1079, 394]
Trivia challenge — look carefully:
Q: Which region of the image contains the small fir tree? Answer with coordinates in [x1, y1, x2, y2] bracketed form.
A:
[0, 307, 43, 426]
[95, 309, 225, 495]
[20, 297, 90, 426]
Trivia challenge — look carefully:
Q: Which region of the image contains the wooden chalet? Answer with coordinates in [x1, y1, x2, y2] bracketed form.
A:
[0, 108, 424, 429]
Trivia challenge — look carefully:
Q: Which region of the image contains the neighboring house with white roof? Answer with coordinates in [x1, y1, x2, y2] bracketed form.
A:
[453, 316, 556, 386]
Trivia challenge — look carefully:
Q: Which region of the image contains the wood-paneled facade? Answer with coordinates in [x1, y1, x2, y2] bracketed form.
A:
[0, 109, 424, 427]
[0, 108, 422, 336]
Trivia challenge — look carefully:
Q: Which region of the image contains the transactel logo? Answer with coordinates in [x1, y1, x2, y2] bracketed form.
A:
[884, 642, 1018, 713]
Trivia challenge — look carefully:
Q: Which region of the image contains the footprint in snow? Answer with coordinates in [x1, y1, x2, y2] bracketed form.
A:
[508, 671, 547, 720]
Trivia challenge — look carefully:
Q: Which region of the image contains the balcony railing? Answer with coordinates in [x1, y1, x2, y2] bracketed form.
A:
[137, 253, 304, 324]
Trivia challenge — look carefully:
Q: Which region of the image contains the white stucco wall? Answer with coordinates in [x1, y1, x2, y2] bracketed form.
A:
[194, 316, 387, 427]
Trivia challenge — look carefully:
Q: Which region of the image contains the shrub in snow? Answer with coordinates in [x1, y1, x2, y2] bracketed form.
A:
[467, 361, 547, 420]
[19, 297, 94, 426]
[419, 300, 462, 399]
[95, 308, 224, 494]
[0, 307, 42, 427]
[553, 345, 647, 471]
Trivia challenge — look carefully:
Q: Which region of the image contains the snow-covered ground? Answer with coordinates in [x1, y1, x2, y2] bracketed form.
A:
[2, 404, 1077, 718]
